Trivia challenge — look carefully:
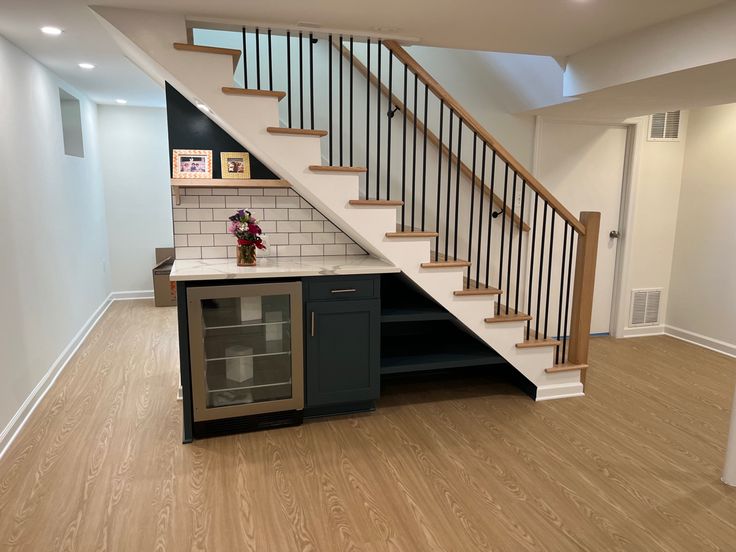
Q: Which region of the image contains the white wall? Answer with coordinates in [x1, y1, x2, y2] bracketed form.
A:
[667, 104, 736, 353]
[0, 35, 111, 435]
[98, 105, 172, 292]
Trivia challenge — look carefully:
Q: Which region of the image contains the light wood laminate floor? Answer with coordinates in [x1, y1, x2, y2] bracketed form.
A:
[0, 299, 734, 551]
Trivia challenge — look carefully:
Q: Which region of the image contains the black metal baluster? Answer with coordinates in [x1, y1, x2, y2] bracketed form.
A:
[514, 180, 526, 314]
[255, 28, 261, 89]
[453, 120, 462, 260]
[309, 33, 315, 130]
[411, 73, 418, 231]
[421, 85, 429, 231]
[543, 211, 556, 339]
[467, 133, 477, 285]
[435, 100, 444, 260]
[328, 34, 333, 165]
[535, 202, 548, 338]
[299, 32, 304, 129]
[401, 64, 408, 230]
[242, 27, 248, 89]
[444, 110, 454, 261]
[267, 29, 273, 91]
[386, 52, 393, 200]
[286, 31, 291, 127]
[365, 39, 371, 198]
[526, 194, 539, 340]
[505, 172, 517, 314]
[556, 222, 569, 362]
[338, 36, 343, 165]
[350, 36, 354, 167]
[497, 164, 509, 314]
[485, 152, 497, 288]
[562, 230, 575, 363]
[476, 145, 487, 288]
[376, 40, 382, 200]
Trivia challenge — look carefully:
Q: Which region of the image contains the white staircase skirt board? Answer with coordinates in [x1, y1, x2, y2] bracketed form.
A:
[94, 6, 581, 399]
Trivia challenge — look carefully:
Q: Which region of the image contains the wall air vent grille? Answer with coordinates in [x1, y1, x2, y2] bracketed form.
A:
[630, 289, 662, 326]
[649, 111, 681, 141]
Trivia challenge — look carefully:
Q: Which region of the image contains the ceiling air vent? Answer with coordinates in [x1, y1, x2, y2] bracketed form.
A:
[648, 111, 681, 141]
[630, 289, 662, 326]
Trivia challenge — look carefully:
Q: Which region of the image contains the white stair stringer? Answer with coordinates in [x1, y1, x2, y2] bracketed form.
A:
[93, 7, 584, 400]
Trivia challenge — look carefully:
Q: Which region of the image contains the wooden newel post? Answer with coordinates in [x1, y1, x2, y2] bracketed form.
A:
[568, 211, 601, 388]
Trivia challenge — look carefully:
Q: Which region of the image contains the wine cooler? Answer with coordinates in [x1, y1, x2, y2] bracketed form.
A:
[187, 281, 304, 422]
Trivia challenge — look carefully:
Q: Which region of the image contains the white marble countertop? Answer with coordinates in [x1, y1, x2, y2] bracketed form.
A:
[170, 255, 400, 281]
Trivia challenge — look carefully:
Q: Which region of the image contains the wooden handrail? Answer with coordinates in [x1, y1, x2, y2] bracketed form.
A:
[567, 211, 600, 387]
[335, 39, 529, 232]
[383, 40, 585, 236]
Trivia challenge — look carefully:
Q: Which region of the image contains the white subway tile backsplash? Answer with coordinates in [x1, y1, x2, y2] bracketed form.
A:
[186, 208, 213, 221]
[173, 187, 365, 260]
[288, 233, 312, 245]
[301, 244, 324, 256]
[199, 196, 226, 208]
[201, 221, 227, 234]
[312, 232, 335, 244]
[300, 221, 323, 232]
[324, 244, 346, 256]
[174, 221, 201, 234]
[251, 196, 276, 208]
[202, 246, 227, 259]
[276, 196, 300, 208]
[187, 234, 214, 247]
[288, 208, 312, 220]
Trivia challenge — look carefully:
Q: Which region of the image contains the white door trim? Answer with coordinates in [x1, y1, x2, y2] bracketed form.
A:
[531, 116, 636, 338]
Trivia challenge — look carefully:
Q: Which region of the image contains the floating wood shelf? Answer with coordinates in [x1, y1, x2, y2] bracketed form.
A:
[171, 178, 290, 205]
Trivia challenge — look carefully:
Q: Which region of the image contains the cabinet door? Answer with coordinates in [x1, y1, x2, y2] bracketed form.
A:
[306, 300, 380, 406]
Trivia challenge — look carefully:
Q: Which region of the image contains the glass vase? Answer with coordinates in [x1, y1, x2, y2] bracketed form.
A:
[237, 245, 256, 267]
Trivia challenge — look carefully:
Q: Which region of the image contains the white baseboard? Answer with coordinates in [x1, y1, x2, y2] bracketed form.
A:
[110, 289, 154, 300]
[665, 325, 736, 359]
[621, 325, 666, 338]
[0, 291, 154, 460]
[536, 382, 585, 401]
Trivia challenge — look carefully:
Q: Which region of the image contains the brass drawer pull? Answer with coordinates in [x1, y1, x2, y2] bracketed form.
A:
[331, 288, 357, 294]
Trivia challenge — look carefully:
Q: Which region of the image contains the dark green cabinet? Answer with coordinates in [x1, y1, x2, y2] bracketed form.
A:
[304, 276, 380, 410]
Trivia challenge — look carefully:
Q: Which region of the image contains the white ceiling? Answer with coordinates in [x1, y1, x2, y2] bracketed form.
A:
[0, 0, 728, 107]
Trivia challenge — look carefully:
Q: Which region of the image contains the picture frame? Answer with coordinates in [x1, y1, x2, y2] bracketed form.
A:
[172, 149, 213, 179]
[220, 151, 251, 180]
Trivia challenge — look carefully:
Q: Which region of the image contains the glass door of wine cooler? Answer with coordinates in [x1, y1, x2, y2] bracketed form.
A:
[187, 282, 303, 421]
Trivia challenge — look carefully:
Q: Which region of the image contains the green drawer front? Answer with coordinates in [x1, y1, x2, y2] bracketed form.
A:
[305, 276, 379, 301]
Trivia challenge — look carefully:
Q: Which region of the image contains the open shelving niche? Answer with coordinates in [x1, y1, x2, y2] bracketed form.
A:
[171, 178, 290, 205]
[380, 274, 505, 375]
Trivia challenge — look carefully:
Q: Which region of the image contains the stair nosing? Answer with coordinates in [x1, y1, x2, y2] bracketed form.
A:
[420, 261, 472, 268]
[267, 127, 328, 137]
[453, 287, 502, 296]
[310, 165, 368, 173]
[516, 338, 561, 349]
[385, 231, 439, 238]
[349, 200, 403, 206]
[545, 363, 588, 373]
[222, 87, 286, 101]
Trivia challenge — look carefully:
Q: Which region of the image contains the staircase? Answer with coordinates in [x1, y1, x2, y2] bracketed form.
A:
[94, 7, 600, 400]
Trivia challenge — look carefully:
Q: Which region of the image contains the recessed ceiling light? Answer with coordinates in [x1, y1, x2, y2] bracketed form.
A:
[41, 26, 63, 36]
[115, 99, 127, 104]
[78, 62, 95, 70]
[196, 102, 210, 113]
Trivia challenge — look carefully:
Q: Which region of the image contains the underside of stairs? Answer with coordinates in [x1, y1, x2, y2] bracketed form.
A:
[94, 7, 599, 400]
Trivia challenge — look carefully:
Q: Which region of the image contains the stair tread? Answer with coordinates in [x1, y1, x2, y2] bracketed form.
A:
[267, 127, 328, 137]
[173, 43, 242, 57]
[454, 287, 502, 296]
[516, 338, 561, 349]
[421, 260, 472, 268]
[545, 363, 588, 373]
[222, 87, 286, 100]
[385, 231, 439, 238]
[485, 305, 532, 323]
[349, 199, 403, 206]
[310, 165, 367, 173]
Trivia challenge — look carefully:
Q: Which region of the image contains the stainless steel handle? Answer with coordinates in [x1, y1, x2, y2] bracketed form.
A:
[330, 288, 357, 294]
[609, 230, 620, 239]
[311, 311, 315, 337]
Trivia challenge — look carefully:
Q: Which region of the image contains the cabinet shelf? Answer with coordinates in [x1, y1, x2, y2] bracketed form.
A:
[208, 380, 292, 394]
[205, 320, 290, 331]
[206, 350, 291, 362]
[172, 178, 290, 204]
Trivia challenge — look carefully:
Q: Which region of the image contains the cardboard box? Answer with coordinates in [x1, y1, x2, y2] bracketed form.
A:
[153, 247, 177, 307]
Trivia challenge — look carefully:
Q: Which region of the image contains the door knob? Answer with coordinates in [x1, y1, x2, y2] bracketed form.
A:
[609, 230, 620, 239]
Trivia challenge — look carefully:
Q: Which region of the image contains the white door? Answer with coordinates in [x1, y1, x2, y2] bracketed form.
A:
[535, 120, 628, 335]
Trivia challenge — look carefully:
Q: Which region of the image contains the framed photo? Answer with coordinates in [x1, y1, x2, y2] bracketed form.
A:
[172, 149, 212, 179]
[220, 152, 251, 179]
